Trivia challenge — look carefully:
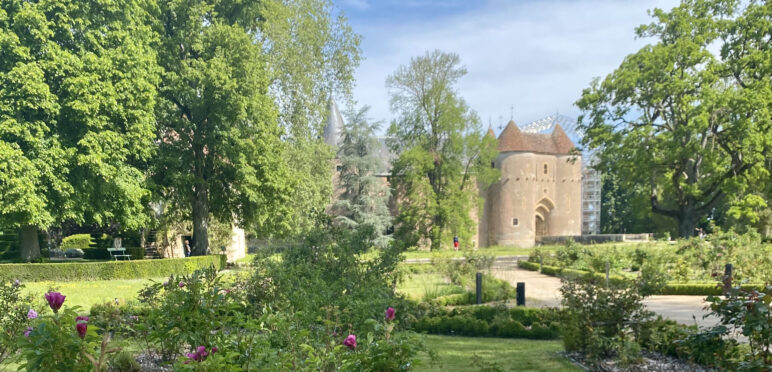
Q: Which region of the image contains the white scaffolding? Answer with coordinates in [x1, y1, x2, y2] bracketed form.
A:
[521, 114, 601, 235]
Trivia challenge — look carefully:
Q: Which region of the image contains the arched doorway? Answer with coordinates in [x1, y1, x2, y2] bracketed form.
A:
[534, 197, 555, 241]
[535, 215, 548, 242]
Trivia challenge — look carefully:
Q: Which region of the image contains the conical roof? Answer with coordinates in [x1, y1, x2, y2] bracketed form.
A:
[497, 119, 575, 154]
[324, 99, 344, 147]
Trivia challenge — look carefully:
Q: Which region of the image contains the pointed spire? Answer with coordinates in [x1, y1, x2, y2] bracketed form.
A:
[324, 99, 344, 147]
[497, 120, 525, 152]
[550, 124, 575, 153]
[486, 124, 495, 138]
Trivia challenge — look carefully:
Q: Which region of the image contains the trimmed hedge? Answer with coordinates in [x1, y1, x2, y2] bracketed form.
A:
[61, 234, 95, 249]
[659, 282, 765, 295]
[413, 306, 561, 339]
[430, 274, 517, 306]
[517, 260, 766, 295]
[0, 255, 226, 282]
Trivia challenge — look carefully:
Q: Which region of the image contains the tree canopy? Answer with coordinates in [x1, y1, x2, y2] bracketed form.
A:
[331, 106, 392, 249]
[386, 50, 498, 250]
[577, 0, 772, 237]
[152, 0, 291, 255]
[0, 0, 160, 260]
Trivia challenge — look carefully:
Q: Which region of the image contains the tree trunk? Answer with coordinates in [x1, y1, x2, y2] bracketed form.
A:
[19, 225, 41, 262]
[677, 209, 698, 238]
[192, 182, 209, 256]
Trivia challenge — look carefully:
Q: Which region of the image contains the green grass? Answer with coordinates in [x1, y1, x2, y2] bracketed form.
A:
[397, 272, 464, 301]
[415, 335, 579, 372]
[21, 277, 164, 311]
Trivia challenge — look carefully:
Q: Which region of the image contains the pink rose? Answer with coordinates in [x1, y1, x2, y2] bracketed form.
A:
[343, 334, 357, 350]
[178, 281, 186, 288]
[23, 327, 32, 338]
[44, 292, 66, 312]
[27, 309, 38, 319]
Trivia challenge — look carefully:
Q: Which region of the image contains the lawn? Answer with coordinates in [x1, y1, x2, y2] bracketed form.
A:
[415, 335, 579, 372]
[397, 272, 463, 301]
[21, 277, 164, 311]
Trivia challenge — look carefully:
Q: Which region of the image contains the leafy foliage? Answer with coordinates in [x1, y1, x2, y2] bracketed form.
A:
[152, 0, 291, 255]
[577, 0, 772, 237]
[386, 50, 498, 250]
[331, 106, 393, 248]
[0, 0, 161, 258]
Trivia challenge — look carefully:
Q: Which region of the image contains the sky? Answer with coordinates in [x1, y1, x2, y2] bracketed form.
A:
[335, 0, 680, 135]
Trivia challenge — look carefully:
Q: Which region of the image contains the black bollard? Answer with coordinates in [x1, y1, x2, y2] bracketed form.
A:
[476, 272, 482, 305]
[724, 263, 733, 277]
[516, 282, 525, 306]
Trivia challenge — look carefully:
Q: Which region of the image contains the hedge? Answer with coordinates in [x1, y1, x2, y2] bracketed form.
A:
[659, 282, 766, 295]
[413, 307, 561, 339]
[430, 274, 517, 306]
[517, 260, 766, 295]
[0, 255, 226, 282]
[61, 234, 95, 249]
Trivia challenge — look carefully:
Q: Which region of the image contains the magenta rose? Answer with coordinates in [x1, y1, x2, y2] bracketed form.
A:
[27, 309, 38, 319]
[76, 315, 89, 322]
[343, 334, 357, 350]
[385, 307, 395, 322]
[76, 322, 87, 339]
[44, 292, 66, 312]
[178, 281, 186, 288]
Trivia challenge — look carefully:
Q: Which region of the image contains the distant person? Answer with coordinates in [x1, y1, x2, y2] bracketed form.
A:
[184, 240, 191, 257]
[453, 236, 459, 251]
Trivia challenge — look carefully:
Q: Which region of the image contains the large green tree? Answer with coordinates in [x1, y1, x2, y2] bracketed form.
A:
[331, 106, 392, 248]
[153, 0, 290, 255]
[256, 0, 361, 238]
[577, 0, 772, 237]
[386, 50, 498, 250]
[0, 0, 160, 260]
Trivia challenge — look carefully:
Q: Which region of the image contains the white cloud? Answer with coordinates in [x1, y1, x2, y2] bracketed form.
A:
[348, 0, 680, 134]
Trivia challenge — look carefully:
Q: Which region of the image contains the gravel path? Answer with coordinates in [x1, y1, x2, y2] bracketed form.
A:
[488, 259, 719, 328]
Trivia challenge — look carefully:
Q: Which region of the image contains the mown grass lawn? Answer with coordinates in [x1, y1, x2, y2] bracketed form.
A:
[415, 335, 579, 372]
[397, 272, 464, 301]
[21, 277, 165, 311]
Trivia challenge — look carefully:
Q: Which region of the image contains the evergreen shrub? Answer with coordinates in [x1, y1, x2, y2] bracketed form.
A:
[0, 255, 225, 282]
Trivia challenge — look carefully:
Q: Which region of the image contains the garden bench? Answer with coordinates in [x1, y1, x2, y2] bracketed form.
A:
[107, 247, 131, 261]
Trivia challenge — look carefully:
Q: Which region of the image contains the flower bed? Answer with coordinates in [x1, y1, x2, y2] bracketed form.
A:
[0, 255, 226, 282]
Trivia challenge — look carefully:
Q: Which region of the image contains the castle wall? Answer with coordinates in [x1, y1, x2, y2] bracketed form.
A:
[484, 151, 582, 248]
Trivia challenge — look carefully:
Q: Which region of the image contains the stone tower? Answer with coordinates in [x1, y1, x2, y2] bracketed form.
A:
[483, 120, 582, 248]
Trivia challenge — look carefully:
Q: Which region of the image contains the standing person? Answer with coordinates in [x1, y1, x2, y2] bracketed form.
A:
[453, 236, 459, 251]
[184, 239, 192, 257]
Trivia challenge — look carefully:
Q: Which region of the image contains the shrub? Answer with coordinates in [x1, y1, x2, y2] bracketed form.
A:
[61, 234, 95, 249]
[0, 279, 35, 364]
[559, 274, 653, 365]
[412, 305, 561, 340]
[0, 255, 226, 282]
[111, 352, 141, 372]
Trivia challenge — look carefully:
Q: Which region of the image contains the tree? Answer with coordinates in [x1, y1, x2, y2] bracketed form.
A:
[331, 106, 392, 248]
[256, 0, 361, 238]
[386, 50, 498, 250]
[576, 0, 772, 238]
[153, 0, 291, 255]
[0, 0, 160, 260]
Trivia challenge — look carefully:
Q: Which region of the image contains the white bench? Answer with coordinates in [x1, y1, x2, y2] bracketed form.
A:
[107, 247, 131, 261]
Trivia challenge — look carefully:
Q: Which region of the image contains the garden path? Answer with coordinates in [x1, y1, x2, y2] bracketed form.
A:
[489, 258, 721, 328]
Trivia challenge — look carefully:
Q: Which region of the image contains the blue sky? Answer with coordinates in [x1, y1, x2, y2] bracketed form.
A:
[335, 0, 680, 135]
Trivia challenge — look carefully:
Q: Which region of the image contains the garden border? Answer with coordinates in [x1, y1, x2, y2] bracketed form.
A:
[0, 255, 226, 282]
[517, 260, 765, 295]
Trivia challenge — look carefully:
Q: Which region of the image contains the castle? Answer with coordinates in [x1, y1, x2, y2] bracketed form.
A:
[478, 120, 582, 248]
[325, 101, 591, 248]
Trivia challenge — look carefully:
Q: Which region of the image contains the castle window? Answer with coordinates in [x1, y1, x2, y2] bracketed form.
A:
[543, 164, 548, 174]
[512, 218, 519, 226]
